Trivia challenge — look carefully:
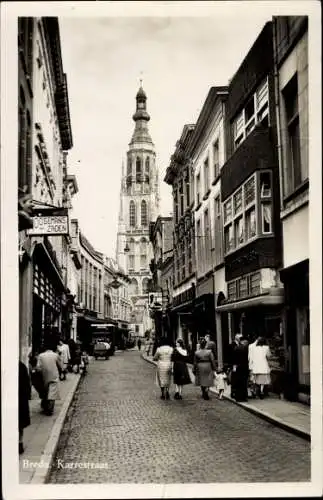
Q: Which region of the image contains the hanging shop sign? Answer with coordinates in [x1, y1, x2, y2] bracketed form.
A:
[28, 215, 68, 236]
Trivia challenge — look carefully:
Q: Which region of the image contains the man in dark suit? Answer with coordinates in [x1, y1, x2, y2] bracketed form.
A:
[227, 333, 242, 398]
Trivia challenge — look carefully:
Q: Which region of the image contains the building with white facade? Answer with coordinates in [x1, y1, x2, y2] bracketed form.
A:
[273, 16, 309, 401]
[18, 17, 76, 363]
[190, 86, 229, 368]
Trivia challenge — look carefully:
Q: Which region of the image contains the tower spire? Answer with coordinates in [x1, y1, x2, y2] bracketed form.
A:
[130, 82, 153, 145]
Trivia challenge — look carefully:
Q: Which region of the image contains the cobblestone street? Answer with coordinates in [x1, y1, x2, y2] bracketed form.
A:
[48, 351, 310, 484]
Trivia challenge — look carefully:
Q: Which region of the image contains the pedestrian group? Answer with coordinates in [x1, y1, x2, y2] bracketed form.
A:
[153, 333, 272, 402]
[18, 335, 89, 455]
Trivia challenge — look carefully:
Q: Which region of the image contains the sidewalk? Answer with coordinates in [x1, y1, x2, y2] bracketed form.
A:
[19, 372, 81, 484]
[142, 352, 310, 441]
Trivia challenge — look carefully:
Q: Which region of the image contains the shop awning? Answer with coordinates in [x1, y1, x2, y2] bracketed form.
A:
[215, 291, 284, 312]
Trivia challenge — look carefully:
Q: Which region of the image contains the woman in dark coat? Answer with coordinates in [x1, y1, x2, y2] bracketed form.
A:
[19, 361, 31, 454]
[193, 337, 216, 400]
[172, 339, 191, 400]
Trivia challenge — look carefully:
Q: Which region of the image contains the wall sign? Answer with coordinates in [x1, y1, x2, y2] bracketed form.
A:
[28, 215, 68, 235]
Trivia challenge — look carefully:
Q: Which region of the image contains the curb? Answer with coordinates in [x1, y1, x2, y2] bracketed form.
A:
[141, 354, 310, 441]
[30, 374, 82, 484]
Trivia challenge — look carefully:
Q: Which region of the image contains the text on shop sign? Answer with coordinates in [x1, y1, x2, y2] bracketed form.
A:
[28, 216, 68, 235]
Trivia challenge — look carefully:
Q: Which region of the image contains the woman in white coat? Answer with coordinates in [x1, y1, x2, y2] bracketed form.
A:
[251, 337, 271, 399]
[153, 337, 173, 400]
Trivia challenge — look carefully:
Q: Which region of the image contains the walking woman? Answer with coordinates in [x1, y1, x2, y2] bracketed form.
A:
[153, 337, 173, 400]
[193, 337, 216, 400]
[172, 339, 191, 399]
[252, 337, 271, 399]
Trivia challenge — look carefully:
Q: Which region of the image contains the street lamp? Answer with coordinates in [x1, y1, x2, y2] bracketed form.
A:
[124, 243, 130, 253]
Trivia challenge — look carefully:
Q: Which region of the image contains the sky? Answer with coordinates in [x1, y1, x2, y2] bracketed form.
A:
[59, 13, 271, 259]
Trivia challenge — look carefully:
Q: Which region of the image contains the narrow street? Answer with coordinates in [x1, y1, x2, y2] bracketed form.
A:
[48, 351, 310, 484]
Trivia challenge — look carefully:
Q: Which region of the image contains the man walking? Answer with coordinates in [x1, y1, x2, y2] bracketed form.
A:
[137, 338, 142, 351]
[57, 339, 70, 380]
[37, 338, 62, 415]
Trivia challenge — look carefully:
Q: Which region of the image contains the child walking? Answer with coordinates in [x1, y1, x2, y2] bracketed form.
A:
[215, 369, 227, 399]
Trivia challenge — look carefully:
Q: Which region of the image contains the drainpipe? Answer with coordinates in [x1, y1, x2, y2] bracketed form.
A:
[273, 17, 284, 215]
[273, 18, 292, 398]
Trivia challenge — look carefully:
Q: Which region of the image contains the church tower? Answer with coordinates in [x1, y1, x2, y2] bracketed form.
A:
[116, 84, 160, 336]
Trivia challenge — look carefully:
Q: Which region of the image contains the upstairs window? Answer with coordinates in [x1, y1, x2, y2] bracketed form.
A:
[213, 140, 220, 180]
[282, 73, 306, 196]
[232, 77, 269, 150]
[204, 157, 209, 194]
[196, 173, 201, 206]
[145, 157, 150, 172]
[223, 171, 273, 256]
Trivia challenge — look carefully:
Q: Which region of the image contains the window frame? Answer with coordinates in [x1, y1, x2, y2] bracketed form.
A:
[213, 139, 220, 181]
[223, 170, 273, 256]
[232, 77, 269, 151]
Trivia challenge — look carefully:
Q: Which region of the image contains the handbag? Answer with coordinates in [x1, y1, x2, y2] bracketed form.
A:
[30, 369, 45, 398]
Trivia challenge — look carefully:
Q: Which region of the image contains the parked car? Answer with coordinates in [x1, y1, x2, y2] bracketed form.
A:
[93, 341, 111, 360]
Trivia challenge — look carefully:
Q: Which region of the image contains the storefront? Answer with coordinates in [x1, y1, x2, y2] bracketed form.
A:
[216, 288, 285, 395]
[171, 284, 196, 357]
[195, 274, 216, 339]
[32, 242, 65, 353]
[280, 259, 310, 402]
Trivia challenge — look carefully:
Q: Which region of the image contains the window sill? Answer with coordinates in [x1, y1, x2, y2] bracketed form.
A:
[224, 234, 267, 257]
[212, 174, 221, 186]
[203, 189, 211, 201]
[283, 179, 309, 205]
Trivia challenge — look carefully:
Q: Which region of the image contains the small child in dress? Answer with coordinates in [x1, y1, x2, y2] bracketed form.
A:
[215, 369, 227, 399]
